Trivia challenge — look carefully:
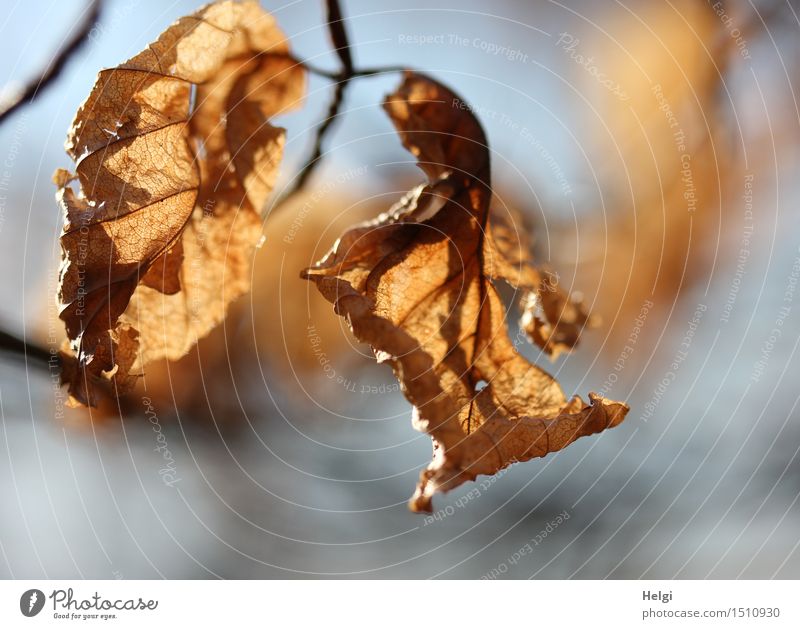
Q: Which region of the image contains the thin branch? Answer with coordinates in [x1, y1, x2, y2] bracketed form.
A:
[262, 51, 340, 80]
[266, 65, 408, 215]
[326, 0, 354, 74]
[0, 2, 101, 370]
[0, 0, 102, 126]
[269, 0, 357, 211]
[282, 78, 350, 199]
[0, 330, 54, 371]
[351, 65, 408, 77]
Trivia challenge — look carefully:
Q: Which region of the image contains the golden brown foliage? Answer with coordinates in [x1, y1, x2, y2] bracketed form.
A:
[52, 2, 627, 512]
[303, 74, 628, 511]
[55, 0, 303, 406]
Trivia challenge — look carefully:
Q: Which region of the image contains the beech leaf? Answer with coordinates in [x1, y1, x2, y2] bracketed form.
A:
[55, 0, 304, 406]
[303, 73, 628, 512]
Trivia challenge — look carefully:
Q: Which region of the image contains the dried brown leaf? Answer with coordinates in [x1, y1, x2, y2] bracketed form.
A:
[56, 0, 304, 406]
[487, 207, 598, 360]
[303, 73, 628, 512]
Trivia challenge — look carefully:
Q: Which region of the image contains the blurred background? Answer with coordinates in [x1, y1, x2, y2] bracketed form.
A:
[1, 0, 799, 578]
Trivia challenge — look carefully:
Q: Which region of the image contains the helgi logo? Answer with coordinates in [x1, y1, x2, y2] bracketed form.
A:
[20, 589, 45, 617]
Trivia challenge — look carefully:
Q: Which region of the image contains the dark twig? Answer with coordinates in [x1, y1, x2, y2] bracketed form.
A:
[326, 0, 354, 75]
[0, 330, 54, 370]
[261, 51, 340, 80]
[0, 1, 100, 368]
[0, 13, 329, 372]
[351, 65, 408, 77]
[286, 78, 350, 197]
[0, 0, 102, 126]
[271, 0, 358, 210]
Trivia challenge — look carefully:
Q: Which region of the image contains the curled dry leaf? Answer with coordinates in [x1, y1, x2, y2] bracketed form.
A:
[55, 0, 304, 406]
[303, 73, 628, 512]
[489, 207, 599, 360]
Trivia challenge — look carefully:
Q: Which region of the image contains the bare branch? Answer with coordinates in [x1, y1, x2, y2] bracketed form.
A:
[0, 0, 102, 126]
[0, 330, 54, 370]
[270, 0, 357, 210]
[326, 0, 354, 74]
